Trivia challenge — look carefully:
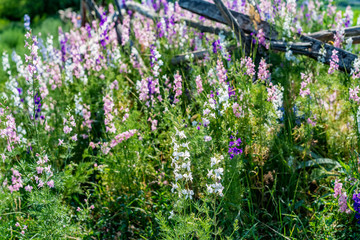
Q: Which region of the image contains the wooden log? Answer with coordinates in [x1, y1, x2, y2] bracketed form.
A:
[177, 0, 357, 72]
[180, 0, 360, 45]
[307, 26, 360, 43]
[172, 37, 357, 73]
[125, 2, 230, 36]
[298, 35, 357, 72]
[171, 49, 209, 65]
[81, 0, 87, 27]
[171, 42, 311, 65]
[85, 0, 102, 20]
[113, 0, 123, 45]
[213, 0, 248, 46]
[351, 36, 360, 44]
[114, 0, 123, 23]
[179, 0, 278, 40]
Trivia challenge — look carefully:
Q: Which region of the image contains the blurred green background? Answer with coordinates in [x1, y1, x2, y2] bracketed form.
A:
[0, 0, 80, 54]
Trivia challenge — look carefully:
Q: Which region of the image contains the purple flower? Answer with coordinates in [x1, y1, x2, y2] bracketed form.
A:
[353, 193, 360, 223]
[24, 14, 30, 30]
[228, 136, 242, 159]
[212, 40, 221, 54]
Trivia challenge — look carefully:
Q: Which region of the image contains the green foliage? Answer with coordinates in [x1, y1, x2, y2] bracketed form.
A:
[0, 0, 79, 21]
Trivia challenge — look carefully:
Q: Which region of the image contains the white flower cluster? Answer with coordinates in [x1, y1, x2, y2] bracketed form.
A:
[171, 127, 194, 200]
[2, 52, 10, 74]
[178, 22, 187, 50]
[346, 37, 353, 52]
[151, 45, 163, 77]
[218, 31, 231, 61]
[2, 52, 23, 108]
[317, 46, 326, 63]
[269, 83, 284, 120]
[11, 51, 27, 79]
[282, 0, 296, 37]
[74, 93, 83, 116]
[206, 154, 224, 197]
[351, 58, 360, 75]
[285, 46, 299, 63]
[64, 59, 74, 84]
[357, 106, 360, 134]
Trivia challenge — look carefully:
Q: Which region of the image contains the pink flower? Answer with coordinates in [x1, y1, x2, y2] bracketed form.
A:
[76, 207, 81, 212]
[307, 118, 316, 127]
[15, 222, 20, 227]
[89, 142, 96, 149]
[257, 29, 267, 49]
[195, 75, 203, 94]
[241, 57, 255, 78]
[148, 118, 158, 131]
[71, 134, 78, 141]
[257, 58, 270, 81]
[349, 86, 360, 102]
[110, 80, 119, 90]
[36, 167, 44, 174]
[338, 192, 350, 213]
[63, 126, 72, 134]
[103, 95, 117, 133]
[47, 180, 54, 188]
[299, 72, 312, 97]
[333, 25, 344, 48]
[90, 205, 95, 209]
[58, 139, 64, 146]
[216, 59, 227, 84]
[328, 50, 339, 74]
[101, 142, 111, 155]
[334, 179, 343, 198]
[25, 185, 33, 192]
[38, 180, 44, 188]
[173, 72, 182, 104]
[232, 102, 243, 118]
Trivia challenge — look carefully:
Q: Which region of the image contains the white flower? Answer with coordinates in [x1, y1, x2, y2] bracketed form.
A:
[218, 87, 229, 104]
[175, 173, 183, 182]
[210, 156, 221, 167]
[203, 108, 211, 115]
[204, 136, 212, 142]
[181, 142, 190, 149]
[171, 182, 178, 193]
[346, 37, 353, 52]
[178, 131, 186, 139]
[182, 161, 191, 171]
[214, 168, 224, 179]
[183, 172, 193, 182]
[202, 118, 210, 126]
[207, 169, 214, 178]
[172, 151, 180, 157]
[168, 211, 174, 219]
[183, 151, 190, 160]
[207, 184, 214, 194]
[213, 183, 224, 196]
[173, 142, 179, 151]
